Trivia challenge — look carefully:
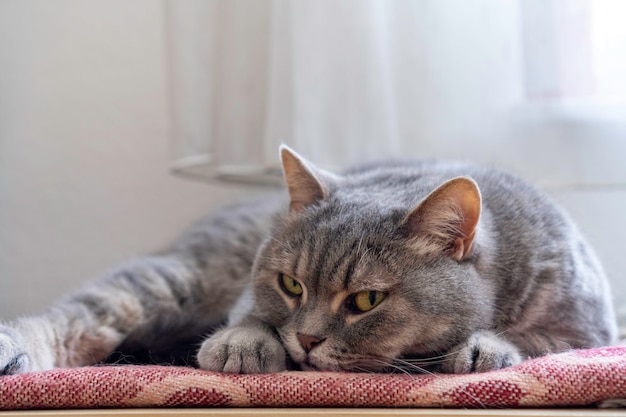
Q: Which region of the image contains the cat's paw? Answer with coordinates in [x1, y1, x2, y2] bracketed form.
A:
[0, 326, 32, 375]
[197, 326, 287, 374]
[441, 330, 522, 374]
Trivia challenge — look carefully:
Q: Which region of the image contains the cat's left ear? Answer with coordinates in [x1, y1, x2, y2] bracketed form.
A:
[280, 145, 337, 214]
[402, 177, 481, 261]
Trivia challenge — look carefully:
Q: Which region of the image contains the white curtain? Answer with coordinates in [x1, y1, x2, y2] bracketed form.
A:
[167, 0, 626, 188]
[167, 0, 523, 183]
[521, 0, 593, 99]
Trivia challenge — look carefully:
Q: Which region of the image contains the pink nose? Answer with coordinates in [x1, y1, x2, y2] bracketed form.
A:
[297, 333, 325, 353]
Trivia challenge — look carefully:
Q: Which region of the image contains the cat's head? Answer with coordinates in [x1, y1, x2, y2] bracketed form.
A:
[251, 147, 494, 372]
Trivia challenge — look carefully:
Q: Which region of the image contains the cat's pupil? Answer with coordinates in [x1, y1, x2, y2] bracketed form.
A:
[368, 291, 376, 306]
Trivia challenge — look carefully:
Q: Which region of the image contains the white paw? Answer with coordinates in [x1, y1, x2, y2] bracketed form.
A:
[197, 326, 286, 374]
[0, 326, 32, 375]
[442, 330, 522, 374]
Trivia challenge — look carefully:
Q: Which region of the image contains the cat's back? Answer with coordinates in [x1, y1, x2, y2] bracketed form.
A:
[341, 159, 562, 223]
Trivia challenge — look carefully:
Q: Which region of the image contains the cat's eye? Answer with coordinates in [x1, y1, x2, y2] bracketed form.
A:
[279, 273, 303, 296]
[349, 291, 386, 313]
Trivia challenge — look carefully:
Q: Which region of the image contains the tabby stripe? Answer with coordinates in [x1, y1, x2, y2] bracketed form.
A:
[153, 263, 190, 308]
[342, 257, 359, 289]
[292, 234, 309, 277]
[309, 233, 334, 288]
[329, 239, 359, 283]
[119, 271, 159, 301]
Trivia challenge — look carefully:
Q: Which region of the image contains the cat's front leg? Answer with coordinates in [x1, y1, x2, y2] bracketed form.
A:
[197, 316, 287, 374]
[441, 330, 522, 374]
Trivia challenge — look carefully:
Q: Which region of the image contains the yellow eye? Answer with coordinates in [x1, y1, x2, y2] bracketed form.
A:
[280, 274, 303, 296]
[351, 291, 386, 313]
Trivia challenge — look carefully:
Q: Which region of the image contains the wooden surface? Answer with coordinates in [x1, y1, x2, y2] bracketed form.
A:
[1, 409, 626, 417]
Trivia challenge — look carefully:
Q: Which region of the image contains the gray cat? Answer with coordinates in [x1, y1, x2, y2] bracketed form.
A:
[0, 146, 617, 376]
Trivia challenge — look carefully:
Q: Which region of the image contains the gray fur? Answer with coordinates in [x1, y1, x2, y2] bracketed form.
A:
[0, 147, 617, 375]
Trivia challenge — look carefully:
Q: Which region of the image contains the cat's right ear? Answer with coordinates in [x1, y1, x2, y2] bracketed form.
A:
[280, 145, 335, 214]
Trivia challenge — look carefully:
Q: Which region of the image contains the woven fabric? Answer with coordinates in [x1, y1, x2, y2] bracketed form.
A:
[0, 346, 625, 409]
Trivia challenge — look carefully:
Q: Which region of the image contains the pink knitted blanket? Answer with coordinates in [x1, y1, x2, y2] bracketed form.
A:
[1, 346, 624, 409]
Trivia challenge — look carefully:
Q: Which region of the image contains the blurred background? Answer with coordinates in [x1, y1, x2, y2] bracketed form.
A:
[1, 0, 625, 331]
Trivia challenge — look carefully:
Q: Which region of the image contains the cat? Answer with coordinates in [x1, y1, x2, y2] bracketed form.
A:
[0, 146, 618, 376]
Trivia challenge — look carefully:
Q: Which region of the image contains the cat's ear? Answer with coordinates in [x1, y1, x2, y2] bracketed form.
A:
[402, 177, 481, 261]
[280, 145, 334, 214]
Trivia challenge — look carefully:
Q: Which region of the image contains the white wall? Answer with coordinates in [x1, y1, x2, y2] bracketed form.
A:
[0, 1, 255, 319]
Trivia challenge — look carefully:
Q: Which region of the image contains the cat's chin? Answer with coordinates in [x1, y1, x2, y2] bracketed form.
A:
[297, 359, 336, 372]
[295, 357, 356, 373]
[298, 362, 320, 372]
[299, 358, 389, 373]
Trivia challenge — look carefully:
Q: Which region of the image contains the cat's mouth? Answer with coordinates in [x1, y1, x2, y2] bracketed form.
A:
[288, 346, 397, 373]
[291, 355, 344, 372]
[292, 353, 340, 372]
[284, 350, 326, 372]
[293, 354, 417, 373]
[300, 359, 321, 371]
[303, 355, 394, 373]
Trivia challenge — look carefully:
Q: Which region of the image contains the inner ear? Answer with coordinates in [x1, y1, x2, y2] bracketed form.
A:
[403, 177, 481, 260]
